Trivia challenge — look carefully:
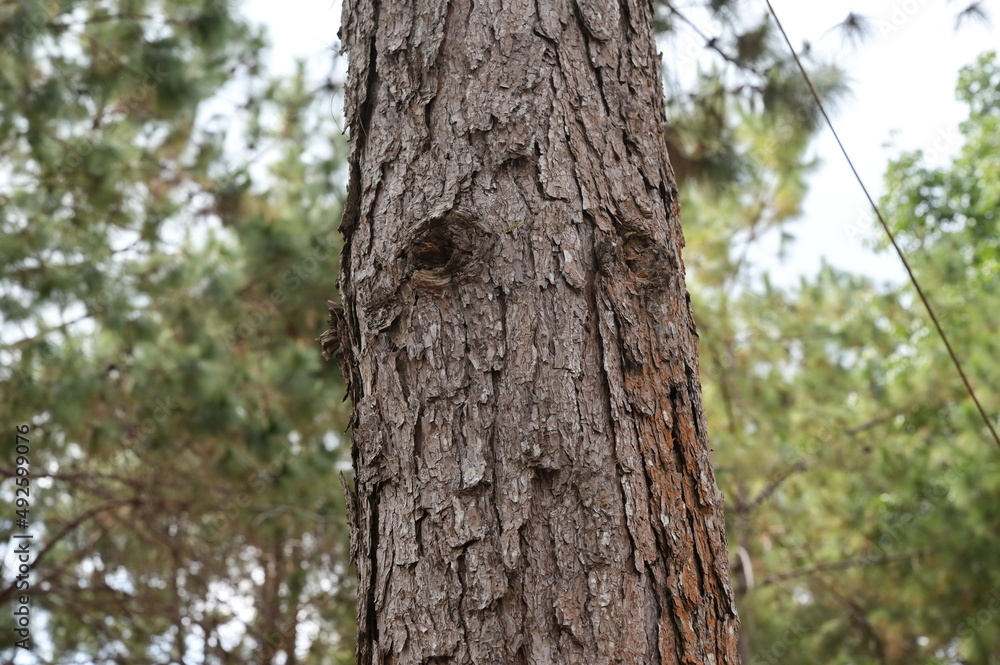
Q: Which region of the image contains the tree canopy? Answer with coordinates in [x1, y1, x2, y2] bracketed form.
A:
[694, 50, 1000, 665]
[2, 1, 353, 661]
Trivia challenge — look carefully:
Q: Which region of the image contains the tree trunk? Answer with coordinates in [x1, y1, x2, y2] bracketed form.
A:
[325, 0, 740, 662]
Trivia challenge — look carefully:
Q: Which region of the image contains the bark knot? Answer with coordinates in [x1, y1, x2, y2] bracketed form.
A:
[403, 207, 493, 289]
[595, 226, 672, 290]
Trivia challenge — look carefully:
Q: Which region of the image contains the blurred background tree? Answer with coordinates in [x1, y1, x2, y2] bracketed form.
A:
[0, 0, 997, 663]
[692, 50, 1000, 665]
[1, 1, 354, 662]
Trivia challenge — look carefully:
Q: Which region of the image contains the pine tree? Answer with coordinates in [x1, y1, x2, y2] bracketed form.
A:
[326, 0, 740, 662]
[1, 2, 355, 661]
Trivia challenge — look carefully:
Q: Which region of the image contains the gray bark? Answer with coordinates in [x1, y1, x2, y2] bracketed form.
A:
[323, 0, 740, 662]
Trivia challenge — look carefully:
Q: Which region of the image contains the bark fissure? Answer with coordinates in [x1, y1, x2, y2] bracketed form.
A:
[365, 484, 381, 664]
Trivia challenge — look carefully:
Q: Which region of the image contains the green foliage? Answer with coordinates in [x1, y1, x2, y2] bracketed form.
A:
[657, 1, 849, 192]
[1, 2, 353, 663]
[691, 52, 1000, 665]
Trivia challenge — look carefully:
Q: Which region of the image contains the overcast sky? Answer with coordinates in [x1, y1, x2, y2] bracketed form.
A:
[242, 0, 999, 288]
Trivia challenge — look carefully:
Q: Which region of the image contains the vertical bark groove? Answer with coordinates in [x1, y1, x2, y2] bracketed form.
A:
[330, 0, 741, 662]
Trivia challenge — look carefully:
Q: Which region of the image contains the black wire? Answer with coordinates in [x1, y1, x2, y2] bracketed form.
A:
[763, 0, 1000, 452]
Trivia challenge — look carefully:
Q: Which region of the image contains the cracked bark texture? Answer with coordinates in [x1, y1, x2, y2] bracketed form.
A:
[327, 0, 740, 662]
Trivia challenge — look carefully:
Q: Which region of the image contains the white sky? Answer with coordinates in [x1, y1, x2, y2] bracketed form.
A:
[241, 0, 999, 288]
[751, 0, 999, 287]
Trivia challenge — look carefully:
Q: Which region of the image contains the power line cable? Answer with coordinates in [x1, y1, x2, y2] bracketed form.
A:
[763, 0, 1000, 451]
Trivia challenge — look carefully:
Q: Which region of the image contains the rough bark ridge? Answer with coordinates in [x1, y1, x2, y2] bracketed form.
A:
[328, 0, 740, 662]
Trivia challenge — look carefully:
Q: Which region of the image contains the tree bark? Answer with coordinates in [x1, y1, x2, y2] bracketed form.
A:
[325, 0, 740, 662]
